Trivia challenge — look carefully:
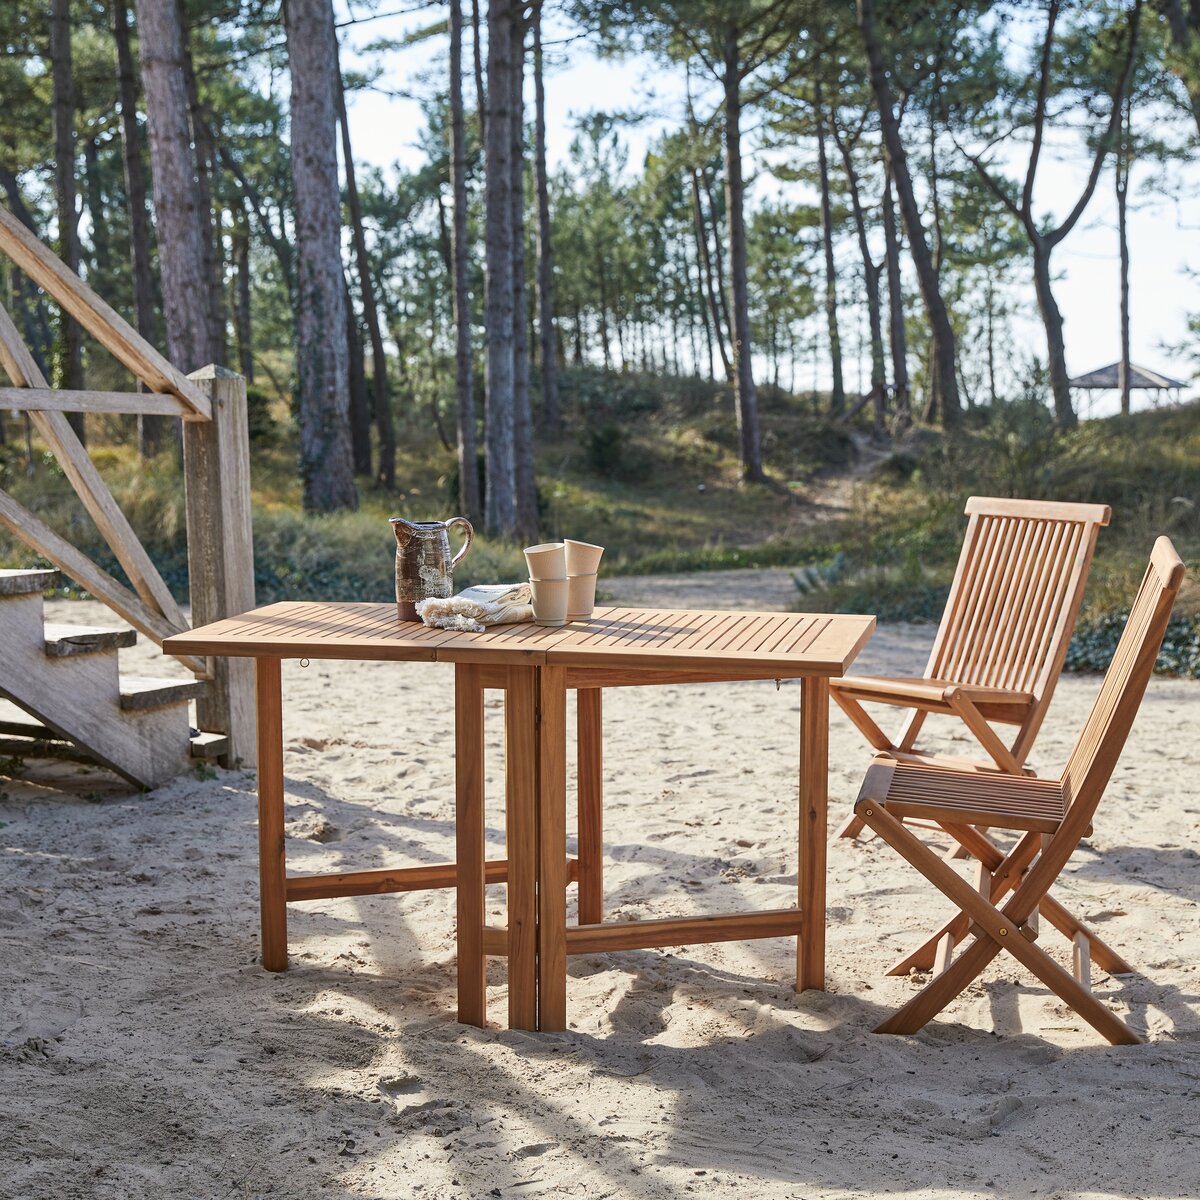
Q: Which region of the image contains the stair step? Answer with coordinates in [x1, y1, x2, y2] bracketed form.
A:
[0, 701, 63, 742]
[43, 623, 138, 657]
[190, 731, 229, 759]
[0, 569, 57, 596]
[119, 676, 208, 712]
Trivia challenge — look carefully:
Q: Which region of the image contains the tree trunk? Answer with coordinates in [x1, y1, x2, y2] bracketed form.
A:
[50, 0, 84, 440]
[1159, 0, 1200, 136]
[857, 0, 959, 429]
[135, 0, 216, 373]
[337, 56, 396, 487]
[82, 137, 112, 282]
[233, 211, 253, 382]
[984, 269, 997, 407]
[484, 0, 516, 536]
[1030, 235, 1075, 428]
[178, 0, 224, 365]
[691, 220, 716, 380]
[690, 169, 731, 379]
[112, 0, 164, 454]
[345, 287, 372, 476]
[837, 131, 886, 437]
[1116, 93, 1132, 417]
[284, 0, 358, 511]
[510, 10, 538, 542]
[702, 168, 735, 359]
[881, 165, 909, 426]
[532, 3, 561, 436]
[815, 84, 844, 418]
[472, 0, 487, 144]
[721, 34, 765, 481]
[0, 169, 54, 375]
[449, 0, 482, 521]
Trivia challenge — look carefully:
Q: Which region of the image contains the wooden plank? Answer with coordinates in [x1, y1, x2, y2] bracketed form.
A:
[563, 908, 804, 954]
[42, 623, 137, 656]
[537, 664, 568, 1031]
[455, 663, 487, 1026]
[255, 658, 287, 972]
[184, 368, 257, 767]
[118, 675, 207, 711]
[172, 604, 876, 679]
[796, 675, 829, 992]
[481, 927, 509, 956]
[284, 857, 510, 902]
[576, 687, 604, 925]
[0, 207, 211, 417]
[965, 495, 1111, 524]
[165, 601, 450, 661]
[566, 666, 797, 688]
[505, 666, 538, 1030]
[0, 386, 185, 416]
[0, 568, 57, 595]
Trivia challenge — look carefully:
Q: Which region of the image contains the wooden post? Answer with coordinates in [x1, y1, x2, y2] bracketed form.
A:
[184, 365, 256, 767]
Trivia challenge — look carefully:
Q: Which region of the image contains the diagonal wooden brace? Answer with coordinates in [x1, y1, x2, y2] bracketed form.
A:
[855, 799, 1142, 1045]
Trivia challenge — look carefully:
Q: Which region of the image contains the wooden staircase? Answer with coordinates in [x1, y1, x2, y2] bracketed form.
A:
[0, 569, 210, 789]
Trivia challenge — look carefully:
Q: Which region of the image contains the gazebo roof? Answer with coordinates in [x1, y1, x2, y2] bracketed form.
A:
[1069, 362, 1187, 390]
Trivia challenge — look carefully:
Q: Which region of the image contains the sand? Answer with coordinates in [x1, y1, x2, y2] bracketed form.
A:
[0, 576, 1197, 1200]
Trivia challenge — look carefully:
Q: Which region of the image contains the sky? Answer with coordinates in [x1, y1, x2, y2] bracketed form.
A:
[337, 4, 1200, 416]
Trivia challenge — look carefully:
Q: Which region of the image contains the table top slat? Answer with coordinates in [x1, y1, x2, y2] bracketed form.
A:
[165, 602, 874, 675]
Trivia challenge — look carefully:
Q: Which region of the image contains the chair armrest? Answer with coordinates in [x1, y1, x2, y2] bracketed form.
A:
[832, 675, 1033, 710]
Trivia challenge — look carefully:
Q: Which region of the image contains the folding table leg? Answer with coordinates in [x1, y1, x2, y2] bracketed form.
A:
[797, 675, 830, 991]
[576, 687, 604, 926]
[505, 667, 539, 1030]
[537, 666, 568, 1030]
[455, 664, 487, 1026]
[255, 657, 288, 972]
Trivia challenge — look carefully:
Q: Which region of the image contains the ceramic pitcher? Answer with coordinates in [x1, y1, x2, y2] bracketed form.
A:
[390, 517, 474, 621]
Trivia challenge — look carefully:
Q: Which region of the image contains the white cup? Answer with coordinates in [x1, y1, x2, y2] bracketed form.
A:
[530, 577, 568, 626]
[524, 542, 566, 579]
[566, 573, 598, 621]
[564, 539, 604, 576]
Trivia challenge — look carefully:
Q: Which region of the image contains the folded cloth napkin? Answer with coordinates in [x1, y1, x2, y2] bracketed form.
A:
[416, 583, 533, 632]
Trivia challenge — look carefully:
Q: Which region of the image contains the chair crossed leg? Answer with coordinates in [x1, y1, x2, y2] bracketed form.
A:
[854, 799, 1142, 1046]
[883, 821, 1133, 980]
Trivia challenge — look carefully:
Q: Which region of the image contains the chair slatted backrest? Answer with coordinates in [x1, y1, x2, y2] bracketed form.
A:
[921, 498, 1110, 759]
[1060, 536, 1185, 820]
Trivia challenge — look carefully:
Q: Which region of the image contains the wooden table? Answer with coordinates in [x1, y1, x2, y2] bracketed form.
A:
[166, 603, 874, 1032]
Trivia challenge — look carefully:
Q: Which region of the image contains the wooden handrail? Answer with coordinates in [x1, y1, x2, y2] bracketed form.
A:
[0, 206, 211, 419]
[0, 386, 187, 416]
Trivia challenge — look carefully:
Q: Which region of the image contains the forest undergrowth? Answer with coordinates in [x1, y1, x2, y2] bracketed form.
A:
[1, 368, 1196, 673]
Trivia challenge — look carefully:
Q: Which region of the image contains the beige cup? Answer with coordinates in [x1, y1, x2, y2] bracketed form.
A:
[567, 573, 598, 620]
[564, 539, 604, 576]
[530, 577, 568, 626]
[524, 541, 566, 579]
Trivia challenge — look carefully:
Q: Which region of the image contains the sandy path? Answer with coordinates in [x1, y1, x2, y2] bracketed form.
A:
[0, 590, 1197, 1200]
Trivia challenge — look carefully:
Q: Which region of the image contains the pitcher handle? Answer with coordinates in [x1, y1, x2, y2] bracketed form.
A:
[446, 517, 474, 566]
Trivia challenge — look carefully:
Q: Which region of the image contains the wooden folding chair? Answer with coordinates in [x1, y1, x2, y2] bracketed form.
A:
[834, 497, 1110, 840]
[852, 537, 1184, 1044]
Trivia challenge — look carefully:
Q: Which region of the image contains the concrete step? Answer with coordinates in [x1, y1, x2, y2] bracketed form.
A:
[119, 676, 208, 712]
[43, 623, 137, 657]
[0, 569, 57, 596]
